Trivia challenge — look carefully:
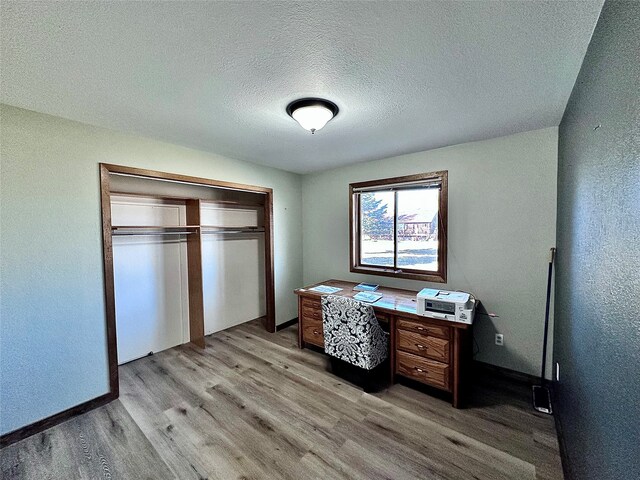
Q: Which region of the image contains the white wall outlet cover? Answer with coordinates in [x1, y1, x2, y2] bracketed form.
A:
[495, 334, 504, 346]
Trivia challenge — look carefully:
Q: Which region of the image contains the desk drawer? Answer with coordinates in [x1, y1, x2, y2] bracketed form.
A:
[301, 318, 324, 348]
[300, 296, 323, 324]
[397, 318, 450, 340]
[301, 304, 322, 321]
[397, 329, 450, 363]
[396, 351, 450, 391]
[301, 297, 321, 310]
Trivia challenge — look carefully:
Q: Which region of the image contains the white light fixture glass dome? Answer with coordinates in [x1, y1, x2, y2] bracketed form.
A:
[287, 98, 339, 134]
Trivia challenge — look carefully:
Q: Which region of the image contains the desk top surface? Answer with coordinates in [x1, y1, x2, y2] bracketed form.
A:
[295, 279, 471, 329]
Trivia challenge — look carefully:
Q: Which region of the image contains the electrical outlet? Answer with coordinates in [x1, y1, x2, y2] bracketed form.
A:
[495, 334, 504, 346]
[556, 363, 560, 382]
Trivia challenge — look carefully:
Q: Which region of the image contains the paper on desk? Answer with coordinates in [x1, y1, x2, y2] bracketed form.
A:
[309, 285, 343, 294]
[353, 292, 383, 303]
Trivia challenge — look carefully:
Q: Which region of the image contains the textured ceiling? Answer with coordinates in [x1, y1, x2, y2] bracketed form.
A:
[1, 1, 603, 173]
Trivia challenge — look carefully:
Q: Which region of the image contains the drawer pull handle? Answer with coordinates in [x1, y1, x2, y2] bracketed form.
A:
[415, 368, 426, 373]
[313, 329, 320, 335]
[417, 327, 425, 331]
[416, 344, 426, 350]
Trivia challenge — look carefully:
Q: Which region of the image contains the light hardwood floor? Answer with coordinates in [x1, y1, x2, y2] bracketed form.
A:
[1, 320, 564, 479]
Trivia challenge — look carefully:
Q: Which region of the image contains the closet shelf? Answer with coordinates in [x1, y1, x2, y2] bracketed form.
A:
[110, 191, 264, 207]
[110, 191, 191, 202]
[200, 200, 263, 208]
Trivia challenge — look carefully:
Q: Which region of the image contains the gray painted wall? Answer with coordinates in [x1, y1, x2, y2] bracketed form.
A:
[302, 128, 558, 377]
[554, 1, 640, 479]
[0, 105, 303, 435]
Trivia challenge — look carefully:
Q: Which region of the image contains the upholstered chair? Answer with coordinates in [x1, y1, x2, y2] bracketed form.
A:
[321, 295, 389, 390]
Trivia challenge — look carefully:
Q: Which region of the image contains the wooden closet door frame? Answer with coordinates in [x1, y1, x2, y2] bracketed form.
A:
[99, 163, 276, 398]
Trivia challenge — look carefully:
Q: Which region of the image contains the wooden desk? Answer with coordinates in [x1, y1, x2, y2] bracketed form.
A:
[294, 279, 473, 408]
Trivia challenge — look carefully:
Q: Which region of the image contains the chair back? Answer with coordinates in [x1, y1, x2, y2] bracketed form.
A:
[321, 295, 388, 370]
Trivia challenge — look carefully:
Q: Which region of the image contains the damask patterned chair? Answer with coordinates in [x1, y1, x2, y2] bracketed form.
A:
[321, 295, 390, 391]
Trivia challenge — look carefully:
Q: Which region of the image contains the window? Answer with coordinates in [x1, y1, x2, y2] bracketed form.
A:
[350, 171, 448, 283]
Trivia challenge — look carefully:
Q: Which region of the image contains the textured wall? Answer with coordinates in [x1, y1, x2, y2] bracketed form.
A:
[554, 1, 640, 479]
[0, 105, 303, 435]
[302, 128, 558, 377]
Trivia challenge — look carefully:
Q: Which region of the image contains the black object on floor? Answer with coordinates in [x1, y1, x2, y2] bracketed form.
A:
[533, 384, 552, 414]
[533, 247, 555, 415]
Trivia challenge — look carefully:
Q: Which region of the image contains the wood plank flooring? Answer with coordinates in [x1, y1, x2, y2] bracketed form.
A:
[1, 320, 563, 479]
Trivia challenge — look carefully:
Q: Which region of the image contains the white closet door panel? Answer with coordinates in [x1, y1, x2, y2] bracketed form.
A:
[111, 199, 182, 226]
[202, 236, 265, 335]
[200, 206, 259, 227]
[112, 198, 189, 365]
[114, 236, 189, 364]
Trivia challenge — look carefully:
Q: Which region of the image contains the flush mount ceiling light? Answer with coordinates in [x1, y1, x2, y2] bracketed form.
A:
[286, 98, 339, 134]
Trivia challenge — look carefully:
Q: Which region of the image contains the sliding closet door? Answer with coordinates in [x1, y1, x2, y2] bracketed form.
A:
[201, 203, 265, 335]
[111, 197, 190, 364]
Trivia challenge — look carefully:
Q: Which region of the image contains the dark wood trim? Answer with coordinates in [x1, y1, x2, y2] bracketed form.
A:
[185, 199, 205, 348]
[393, 190, 398, 267]
[348, 185, 357, 279]
[349, 171, 448, 283]
[99, 165, 119, 397]
[0, 391, 115, 448]
[350, 265, 447, 283]
[349, 171, 447, 190]
[276, 317, 298, 331]
[438, 171, 448, 283]
[263, 190, 276, 333]
[101, 163, 272, 193]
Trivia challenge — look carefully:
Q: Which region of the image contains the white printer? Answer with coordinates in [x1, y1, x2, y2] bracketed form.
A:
[416, 288, 475, 324]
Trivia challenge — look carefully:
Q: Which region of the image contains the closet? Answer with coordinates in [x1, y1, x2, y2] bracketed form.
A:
[111, 196, 190, 363]
[200, 200, 266, 335]
[100, 164, 274, 372]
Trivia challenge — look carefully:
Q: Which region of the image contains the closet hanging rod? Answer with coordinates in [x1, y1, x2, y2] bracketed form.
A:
[112, 231, 196, 236]
[112, 225, 199, 230]
[200, 225, 263, 229]
[201, 230, 265, 235]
